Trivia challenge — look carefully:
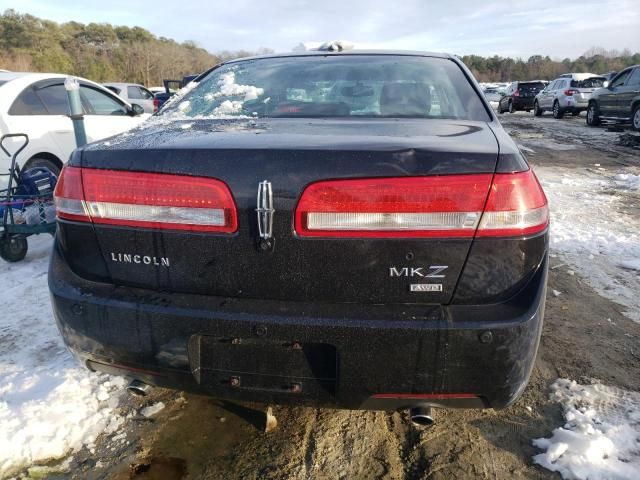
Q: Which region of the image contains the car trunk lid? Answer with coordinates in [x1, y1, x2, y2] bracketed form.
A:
[68, 118, 501, 305]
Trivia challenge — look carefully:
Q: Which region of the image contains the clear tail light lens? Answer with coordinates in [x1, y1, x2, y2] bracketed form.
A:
[54, 167, 238, 233]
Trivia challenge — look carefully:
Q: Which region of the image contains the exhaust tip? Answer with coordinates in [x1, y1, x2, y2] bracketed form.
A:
[127, 379, 151, 397]
[410, 406, 435, 427]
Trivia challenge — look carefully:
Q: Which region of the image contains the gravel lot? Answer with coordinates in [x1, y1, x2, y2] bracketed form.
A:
[5, 111, 640, 480]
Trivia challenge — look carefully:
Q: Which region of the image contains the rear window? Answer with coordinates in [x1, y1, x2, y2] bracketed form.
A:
[519, 82, 546, 94]
[127, 86, 153, 100]
[161, 55, 490, 121]
[571, 77, 606, 88]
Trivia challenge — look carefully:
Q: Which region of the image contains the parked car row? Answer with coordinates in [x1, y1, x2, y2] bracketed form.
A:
[490, 66, 640, 130]
[533, 73, 606, 118]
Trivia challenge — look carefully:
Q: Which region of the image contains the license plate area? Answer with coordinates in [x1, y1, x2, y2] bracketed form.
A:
[189, 336, 338, 398]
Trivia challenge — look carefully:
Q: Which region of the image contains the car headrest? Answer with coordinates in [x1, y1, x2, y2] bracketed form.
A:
[380, 83, 431, 116]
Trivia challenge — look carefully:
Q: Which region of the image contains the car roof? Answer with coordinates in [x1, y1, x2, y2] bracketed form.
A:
[223, 49, 452, 65]
[0, 71, 67, 82]
[558, 73, 603, 80]
[616, 64, 640, 72]
[103, 82, 145, 88]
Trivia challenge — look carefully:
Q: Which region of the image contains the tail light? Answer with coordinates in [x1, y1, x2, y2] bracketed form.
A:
[564, 89, 579, 96]
[153, 98, 160, 112]
[476, 170, 548, 237]
[513, 89, 520, 97]
[54, 167, 237, 233]
[295, 170, 547, 238]
[295, 175, 493, 238]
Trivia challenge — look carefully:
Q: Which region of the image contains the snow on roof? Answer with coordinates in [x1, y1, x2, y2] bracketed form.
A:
[292, 40, 355, 52]
[559, 73, 603, 80]
[0, 71, 33, 81]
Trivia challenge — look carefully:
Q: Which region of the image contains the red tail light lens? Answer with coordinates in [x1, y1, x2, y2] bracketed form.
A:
[295, 175, 493, 238]
[53, 166, 89, 223]
[54, 167, 237, 233]
[564, 89, 579, 96]
[153, 98, 160, 112]
[295, 171, 548, 239]
[476, 169, 548, 237]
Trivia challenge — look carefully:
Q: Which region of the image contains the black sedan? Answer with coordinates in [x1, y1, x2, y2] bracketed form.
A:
[50, 50, 549, 419]
[498, 80, 547, 114]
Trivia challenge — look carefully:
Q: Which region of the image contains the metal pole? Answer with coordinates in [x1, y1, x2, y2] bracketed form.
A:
[64, 77, 87, 147]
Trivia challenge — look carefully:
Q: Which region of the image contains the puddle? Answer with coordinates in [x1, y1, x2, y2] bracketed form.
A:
[105, 394, 263, 479]
[619, 133, 640, 150]
[128, 457, 187, 479]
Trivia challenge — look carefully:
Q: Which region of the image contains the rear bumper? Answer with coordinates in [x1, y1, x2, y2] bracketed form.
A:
[512, 97, 535, 110]
[560, 98, 588, 110]
[49, 243, 547, 411]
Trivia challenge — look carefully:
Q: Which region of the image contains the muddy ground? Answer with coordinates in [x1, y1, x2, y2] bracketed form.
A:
[54, 112, 640, 480]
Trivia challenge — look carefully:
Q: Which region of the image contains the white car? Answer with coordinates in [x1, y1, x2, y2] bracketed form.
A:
[103, 82, 156, 114]
[483, 87, 503, 103]
[0, 72, 148, 177]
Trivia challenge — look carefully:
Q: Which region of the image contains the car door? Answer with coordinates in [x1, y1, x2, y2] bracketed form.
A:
[540, 81, 555, 109]
[79, 84, 143, 143]
[617, 67, 640, 119]
[599, 69, 631, 117]
[554, 79, 568, 106]
[28, 81, 78, 157]
[504, 83, 516, 109]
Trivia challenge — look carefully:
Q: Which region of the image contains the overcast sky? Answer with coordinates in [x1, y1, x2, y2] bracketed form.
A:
[5, 0, 639, 59]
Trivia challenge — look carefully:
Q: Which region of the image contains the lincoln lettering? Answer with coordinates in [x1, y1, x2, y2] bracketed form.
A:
[110, 252, 170, 267]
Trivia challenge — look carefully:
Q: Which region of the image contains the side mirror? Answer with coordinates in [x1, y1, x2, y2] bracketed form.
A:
[130, 103, 145, 116]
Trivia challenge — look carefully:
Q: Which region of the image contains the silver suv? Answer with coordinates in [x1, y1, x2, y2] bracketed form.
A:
[533, 73, 607, 118]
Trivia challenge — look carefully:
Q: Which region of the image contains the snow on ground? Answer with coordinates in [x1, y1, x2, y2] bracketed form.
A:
[140, 402, 165, 418]
[536, 166, 640, 323]
[614, 173, 640, 191]
[533, 379, 640, 480]
[0, 236, 124, 478]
